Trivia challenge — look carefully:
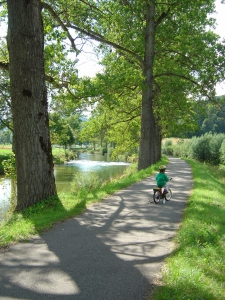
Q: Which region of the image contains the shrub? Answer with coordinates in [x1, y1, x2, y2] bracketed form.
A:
[70, 172, 102, 194]
[171, 139, 193, 158]
[169, 133, 225, 166]
[220, 139, 225, 165]
[2, 154, 16, 179]
[209, 133, 224, 165]
[191, 134, 211, 162]
[162, 140, 173, 155]
[190, 133, 225, 165]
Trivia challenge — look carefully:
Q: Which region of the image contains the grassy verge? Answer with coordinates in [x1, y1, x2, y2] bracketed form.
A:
[0, 157, 168, 248]
[152, 159, 225, 300]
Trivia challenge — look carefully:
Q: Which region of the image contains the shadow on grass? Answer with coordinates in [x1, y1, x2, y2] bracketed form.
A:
[21, 195, 88, 234]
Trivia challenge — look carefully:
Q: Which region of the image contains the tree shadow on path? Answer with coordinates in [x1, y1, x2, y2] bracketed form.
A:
[0, 157, 193, 300]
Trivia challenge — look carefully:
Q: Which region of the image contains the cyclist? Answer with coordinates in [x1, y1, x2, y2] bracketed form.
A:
[156, 165, 170, 193]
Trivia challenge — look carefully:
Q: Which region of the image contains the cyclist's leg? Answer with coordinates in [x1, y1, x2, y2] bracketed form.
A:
[163, 184, 169, 193]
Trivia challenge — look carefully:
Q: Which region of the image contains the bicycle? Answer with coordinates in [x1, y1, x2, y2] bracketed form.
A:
[152, 178, 172, 204]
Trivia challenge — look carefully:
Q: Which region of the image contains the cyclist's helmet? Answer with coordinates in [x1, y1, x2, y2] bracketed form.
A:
[159, 165, 166, 170]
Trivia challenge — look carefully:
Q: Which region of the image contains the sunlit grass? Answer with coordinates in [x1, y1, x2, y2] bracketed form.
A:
[0, 157, 168, 248]
[152, 159, 225, 300]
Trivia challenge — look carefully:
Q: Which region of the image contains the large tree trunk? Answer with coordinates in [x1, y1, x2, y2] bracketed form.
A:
[7, 0, 57, 211]
[138, 0, 158, 170]
[155, 121, 162, 162]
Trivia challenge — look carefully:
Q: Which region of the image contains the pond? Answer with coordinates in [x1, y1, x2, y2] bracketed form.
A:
[0, 153, 130, 221]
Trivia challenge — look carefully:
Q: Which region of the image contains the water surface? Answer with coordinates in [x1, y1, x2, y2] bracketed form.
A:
[0, 153, 130, 220]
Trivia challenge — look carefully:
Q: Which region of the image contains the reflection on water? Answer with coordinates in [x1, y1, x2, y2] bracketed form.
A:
[0, 179, 12, 221]
[0, 153, 130, 220]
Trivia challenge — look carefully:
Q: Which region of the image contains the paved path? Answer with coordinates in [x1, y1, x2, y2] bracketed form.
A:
[0, 157, 193, 300]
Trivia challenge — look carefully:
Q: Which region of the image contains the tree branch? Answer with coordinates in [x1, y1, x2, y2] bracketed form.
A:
[0, 62, 70, 88]
[42, 2, 78, 54]
[154, 72, 198, 85]
[155, 7, 170, 29]
[66, 22, 144, 67]
[45, 74, 69, 88]
[42, 1, 143, 67]
[0, 118, 13, 132]
[78, 0, 111, 17]
[155, 49, 195, 66]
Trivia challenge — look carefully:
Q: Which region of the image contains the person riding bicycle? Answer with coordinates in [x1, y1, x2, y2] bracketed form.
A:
[156, 165, 170, 194]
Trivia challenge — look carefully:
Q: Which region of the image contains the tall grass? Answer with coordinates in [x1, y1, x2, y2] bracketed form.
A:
[152, 160, 225, 300]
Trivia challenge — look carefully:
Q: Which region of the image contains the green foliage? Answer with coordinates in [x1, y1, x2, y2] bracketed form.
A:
[193, 97, 225, 137]
[52, 148, 77, 164]
[219, 140, 225, 165]
[70, 172, 102, 194]
[2, 153, 16, 179]
[166, 133, 225, 166]
[0, 130, 12, 144]
[0, 147, 12, 174]
[162, 139, 174, 156]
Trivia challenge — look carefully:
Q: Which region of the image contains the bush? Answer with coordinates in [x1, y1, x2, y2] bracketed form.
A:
[2, 154, 16, 179]
[53, 149, 77, 164]
[162, 140, 173, 155]
[191, 133, 224, 165]
[168, 133, 225, 166]
[191, 134, 211, 162]
[209, 133, 224, 165]
[70, 172, 102, 194]
[171, 139, 193, 158]
[220, 140, 225, 165]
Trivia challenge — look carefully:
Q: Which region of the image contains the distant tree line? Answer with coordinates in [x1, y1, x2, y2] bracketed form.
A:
[168, 95, 225, 138]
[0, 129, 12, 144]
[194, 97, 225, 137]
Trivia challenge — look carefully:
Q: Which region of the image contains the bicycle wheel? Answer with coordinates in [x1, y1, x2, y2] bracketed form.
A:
[165, 189, 172, 201]
[153, 191, 160, 204]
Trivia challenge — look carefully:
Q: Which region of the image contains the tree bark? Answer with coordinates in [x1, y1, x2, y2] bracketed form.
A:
[138, 0, 158, 170]
[7, 0, 57, 211]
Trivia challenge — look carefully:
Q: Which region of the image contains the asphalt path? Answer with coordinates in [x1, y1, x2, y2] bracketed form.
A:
[0, 157, 193, 300]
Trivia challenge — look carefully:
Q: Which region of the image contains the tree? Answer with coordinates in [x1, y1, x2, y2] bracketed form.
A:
[49, 112, 75, 149]
[7, 0, 57, 210]
[79, 58, 141, 158]
[42, 0, 225, 170]
[80, 109, 108, 149]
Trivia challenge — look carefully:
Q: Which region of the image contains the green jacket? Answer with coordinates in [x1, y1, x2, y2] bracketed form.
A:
[156, 172, 169, 187]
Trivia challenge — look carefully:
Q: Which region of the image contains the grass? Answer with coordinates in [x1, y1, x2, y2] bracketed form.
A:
[0, 157, 168, 248]
[152, 159, 225, 300]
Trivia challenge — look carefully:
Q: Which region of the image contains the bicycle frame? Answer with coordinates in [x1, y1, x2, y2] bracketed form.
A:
[152, 186, 172, 204]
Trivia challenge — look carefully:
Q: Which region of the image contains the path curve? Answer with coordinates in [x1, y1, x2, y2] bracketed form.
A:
[0, 157, 193, 300]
